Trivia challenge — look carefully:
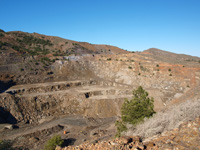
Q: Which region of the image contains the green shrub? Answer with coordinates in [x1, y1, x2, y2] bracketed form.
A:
[0, 140, 13, 150]
[0, 33, 4, 37]
[168, 68, 171, 71]
[156, 64, 159, 67]
[128, 66, 132, 69]
[140, 66, 147, 71]
[44, 135, 64, 150]
[72, 43, 78, 46]
[107, 58, 111, 61]
[121, 86, 155, 125]
[115, 120, 127, 137]
[115, 86, 155, 137]
[41, 57, 51, 62]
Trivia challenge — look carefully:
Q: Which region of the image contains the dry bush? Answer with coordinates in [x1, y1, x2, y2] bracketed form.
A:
[125, 99, 200, 138]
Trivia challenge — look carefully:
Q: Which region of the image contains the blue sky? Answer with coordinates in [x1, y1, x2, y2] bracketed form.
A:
[1, 0, 200, 57]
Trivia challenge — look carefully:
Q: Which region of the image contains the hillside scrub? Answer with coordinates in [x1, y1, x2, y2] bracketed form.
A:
[125, 99, 200, 138]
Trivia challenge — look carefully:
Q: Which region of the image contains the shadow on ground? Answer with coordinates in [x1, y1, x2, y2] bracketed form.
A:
[0, 80, 16, 93]
[0, 106, 17, 124]
[62, 138, 76, 147]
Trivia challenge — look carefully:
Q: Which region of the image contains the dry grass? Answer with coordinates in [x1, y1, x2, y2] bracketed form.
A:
[125, 99, 200, 138]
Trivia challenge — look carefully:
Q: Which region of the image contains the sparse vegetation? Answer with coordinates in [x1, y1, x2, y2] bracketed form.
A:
[44, 135, 64, 150]
[156, 64, 159, 67]
[140, 65, 147, 71]
[0, 33, 4, 37]
[168, 68, 171, 71]
[128, 66, 132, 69]
[0, 29, 5, 32]
[35, 62, 39, 65]
[41, 57, 51, 62]
[115, 120, 127, 137]
[72, 43, 78, 46]
[107, 58, 112, 61]
[169, 73, 172, 76]
[0, 140, 13, 150]
[115, 86, 155, 137]
[138, 73, 141, 75]
[0, 41, 10, 47]
[126, 99, 200, 138]
[17, 35, 53, 46]
[2, 33, 54, 56]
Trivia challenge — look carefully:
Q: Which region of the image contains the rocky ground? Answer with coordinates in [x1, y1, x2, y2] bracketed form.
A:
[0, 116, 117, 150]
[58, 117, 200, 150]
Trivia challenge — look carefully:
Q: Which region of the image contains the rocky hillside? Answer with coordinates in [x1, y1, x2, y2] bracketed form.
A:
[0, 29, 129, 85]
[0, 29, 200, 150]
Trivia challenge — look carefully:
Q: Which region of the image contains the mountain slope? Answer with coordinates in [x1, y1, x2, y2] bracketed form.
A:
[0, 29, 129, 57]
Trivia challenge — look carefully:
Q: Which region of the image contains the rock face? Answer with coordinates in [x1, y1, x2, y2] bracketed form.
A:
[0, 80, 131, 124]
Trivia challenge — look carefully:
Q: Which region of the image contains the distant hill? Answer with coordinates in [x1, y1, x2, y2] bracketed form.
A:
[0, 29, 129, 57]
[142, 48, 200, 65]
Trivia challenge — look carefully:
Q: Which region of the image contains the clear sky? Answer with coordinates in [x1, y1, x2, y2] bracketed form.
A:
[1, 0, 200, 57]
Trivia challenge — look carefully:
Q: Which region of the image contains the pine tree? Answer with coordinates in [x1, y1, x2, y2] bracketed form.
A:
[121, 86, 155, 125]
[115, 86, 155, 137]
